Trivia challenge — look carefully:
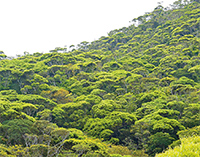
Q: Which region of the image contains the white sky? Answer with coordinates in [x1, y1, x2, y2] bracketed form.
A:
[0, 0, 177, 57]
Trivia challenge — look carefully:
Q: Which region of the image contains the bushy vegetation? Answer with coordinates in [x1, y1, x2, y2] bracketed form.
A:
[0, 0, 200, 156]
[156, 136, 200, 157]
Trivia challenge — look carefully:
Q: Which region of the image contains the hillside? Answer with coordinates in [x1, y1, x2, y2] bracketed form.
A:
[0, 0, 200, 156]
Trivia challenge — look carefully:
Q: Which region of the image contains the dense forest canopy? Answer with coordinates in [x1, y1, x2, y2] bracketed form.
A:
[0, 0, 200, 156]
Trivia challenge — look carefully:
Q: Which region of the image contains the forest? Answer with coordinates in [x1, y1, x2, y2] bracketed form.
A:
[0, 0, 200, 156]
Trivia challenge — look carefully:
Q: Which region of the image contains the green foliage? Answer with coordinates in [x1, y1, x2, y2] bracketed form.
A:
[180, 103, 200, 127]
[1, 1, 200, 156]
[147, 132, 175, 156]
[84, 111, 137, 143]
[156, 136, 200, 157]
[92, 100, 121, 118]
[63, 137, 109, 156]
[0, 119, 35, 145]
[177, 125, 200, 138]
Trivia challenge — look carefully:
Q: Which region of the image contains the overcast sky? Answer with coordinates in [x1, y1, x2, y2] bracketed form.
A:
[0, 0, 177, 57]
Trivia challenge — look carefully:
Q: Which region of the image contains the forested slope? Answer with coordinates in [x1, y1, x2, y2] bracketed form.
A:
[0, 0, 200, 156]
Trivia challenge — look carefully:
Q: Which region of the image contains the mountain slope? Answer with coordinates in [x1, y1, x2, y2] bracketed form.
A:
[0, 0, 200, 156]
